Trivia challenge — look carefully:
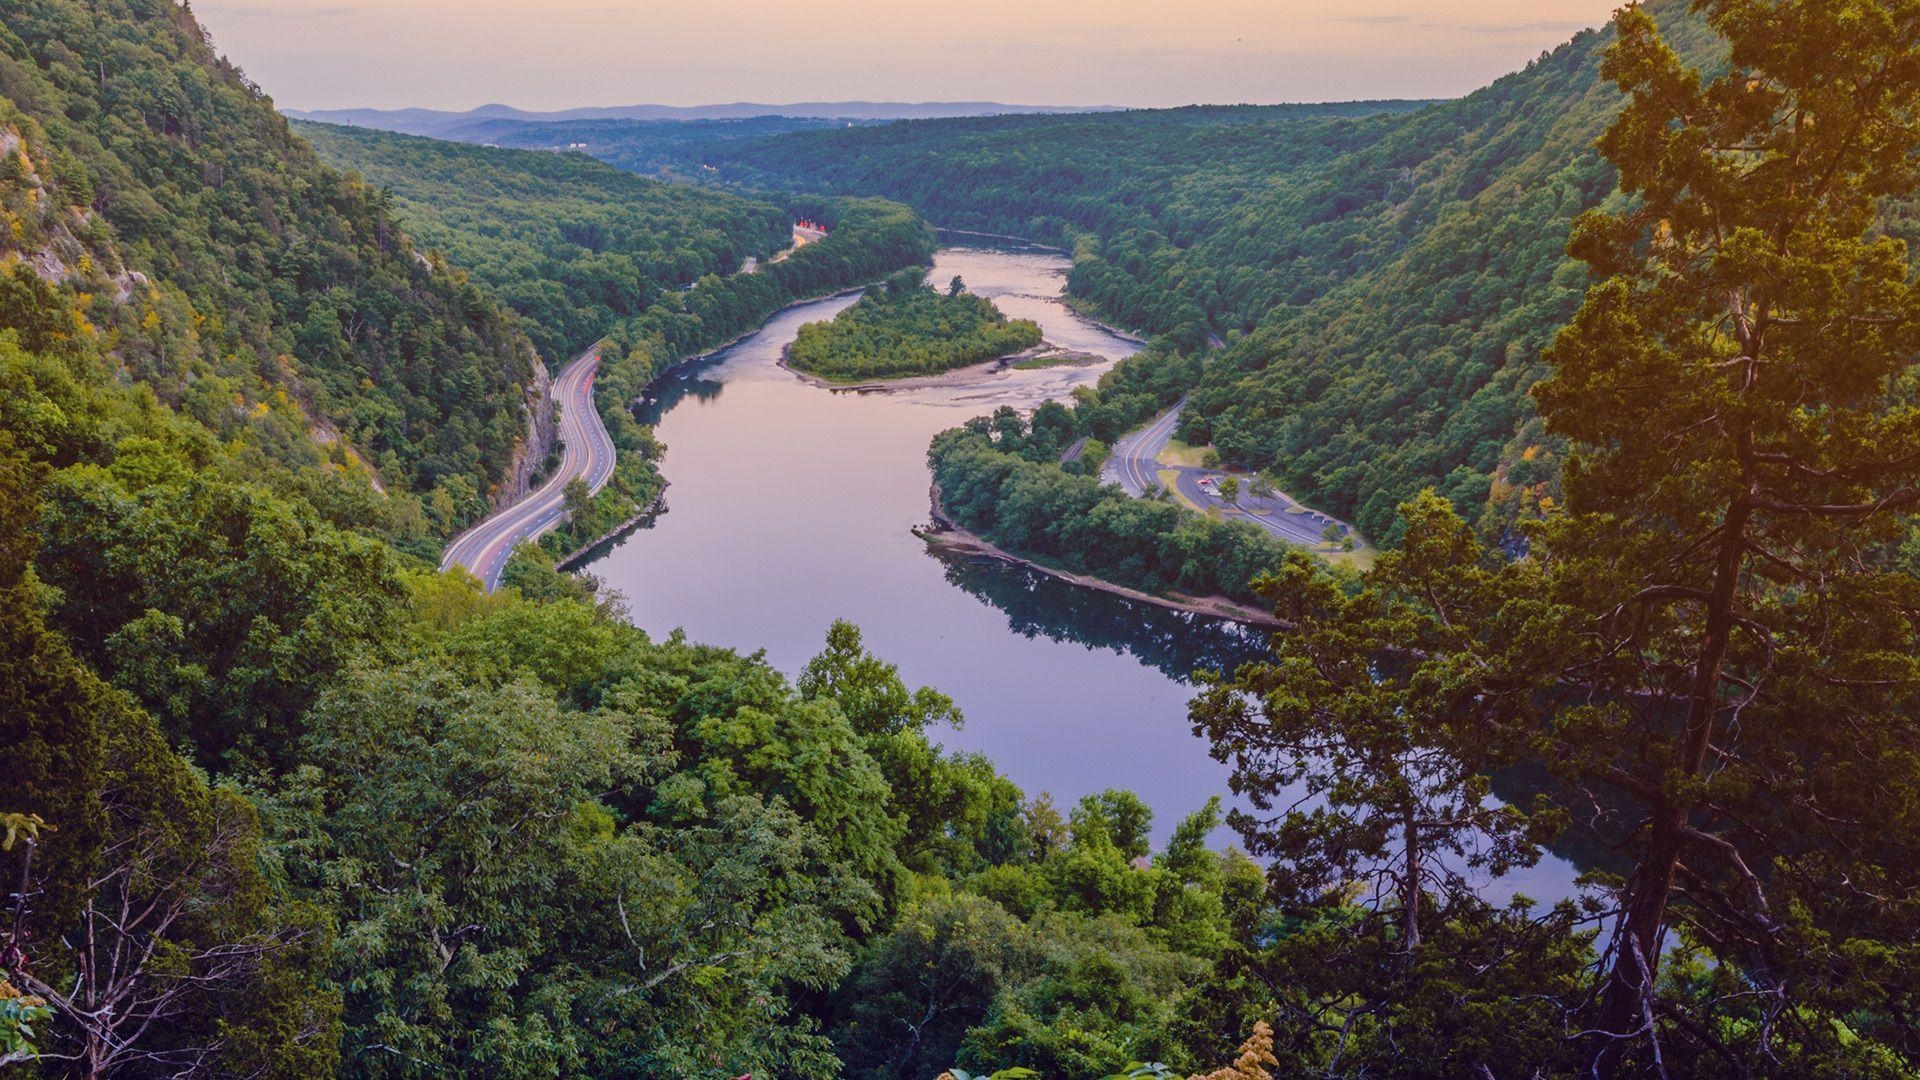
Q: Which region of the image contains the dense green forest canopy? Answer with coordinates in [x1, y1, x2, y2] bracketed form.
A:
[0, 0, 551, 533]
[680, 101, 1431, 261]
[294, 121, 795, 365]
[0, 253, 1286, 1071]
[786, 269, 1042, 382]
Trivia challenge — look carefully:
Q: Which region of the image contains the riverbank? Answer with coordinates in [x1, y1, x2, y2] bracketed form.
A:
[922, 483, 1285, 630]
[554, 483, 669, 572]
[634, 286, 871, 404]
[1060, 296, 1150, 347]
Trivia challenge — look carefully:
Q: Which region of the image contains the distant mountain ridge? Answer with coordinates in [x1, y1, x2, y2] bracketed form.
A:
[285, 100, 1120, 136]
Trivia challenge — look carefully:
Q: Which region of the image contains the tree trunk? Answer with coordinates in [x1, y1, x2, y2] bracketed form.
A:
[1402, 799, 1421, 951]
[1590, 497, 1750, 1074]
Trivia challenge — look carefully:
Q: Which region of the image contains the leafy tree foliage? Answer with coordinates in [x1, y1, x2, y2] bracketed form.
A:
[0, 4, 1300, 1076]
[832, 796, 1269, 1080]
[1192, 496, 1562, 951]
[1534, 1, 1920, 1069]
[34, 462, 408, 766]
[1188, 3, 1920, 1074]
[1, 410, 339, 1077]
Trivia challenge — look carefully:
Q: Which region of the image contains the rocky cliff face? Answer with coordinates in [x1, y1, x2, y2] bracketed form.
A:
[497, 347, 558, 508]
[0, 125, 139, 301]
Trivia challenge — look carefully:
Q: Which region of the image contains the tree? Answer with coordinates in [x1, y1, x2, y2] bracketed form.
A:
[6, 702, 339, 1078]
[1213, 7, 1920, 1067]
[0, 435, 105, 938]
[1527, 2, 1920, 1070]
[1192, 501, 1556, 954]
[562, 474, 592, 523]
[0, 971, 53, 1068]
[1216, 476, 1240, 506]
[831, 894, 1039, 1077]
[1070, 790, 1155, 864]
[800, 619, 960, 738]
[1022, 795, 1067, 860]
[268, 659, 858, 1077]
[950, 275, 967, 297]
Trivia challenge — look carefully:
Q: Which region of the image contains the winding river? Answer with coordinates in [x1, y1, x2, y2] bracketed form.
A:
[584, 244, 1266, 838]
[583, 243, 1579, 901]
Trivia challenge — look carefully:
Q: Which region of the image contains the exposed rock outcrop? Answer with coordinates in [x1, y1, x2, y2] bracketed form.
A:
[496, 344, 558, 508]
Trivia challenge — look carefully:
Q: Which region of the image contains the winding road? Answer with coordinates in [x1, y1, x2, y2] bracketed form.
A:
[441, 226, 823, 590]
[441, 340, 617, 590]
[1103, 398, 1187, 497]
[1102, 400, 1355, 550]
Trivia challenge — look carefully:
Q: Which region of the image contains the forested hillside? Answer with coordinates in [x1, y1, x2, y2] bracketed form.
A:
[0, 0, 549, 532]
[293, 121, 794, 364]
[678, 8, 1721, 542]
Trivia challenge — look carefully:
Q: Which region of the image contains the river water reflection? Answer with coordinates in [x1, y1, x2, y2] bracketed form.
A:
[584, 244, 1580, 901]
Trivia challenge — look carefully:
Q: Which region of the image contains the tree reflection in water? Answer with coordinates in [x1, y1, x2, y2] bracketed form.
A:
[934, 550, 1270, 685]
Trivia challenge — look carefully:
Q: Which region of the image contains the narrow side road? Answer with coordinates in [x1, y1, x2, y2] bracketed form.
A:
[441, 340, 616, 590]
[1102, 400, 1357, 550]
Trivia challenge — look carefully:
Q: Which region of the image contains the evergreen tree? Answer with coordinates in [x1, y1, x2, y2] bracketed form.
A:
[1535, 1, 1920, 1069]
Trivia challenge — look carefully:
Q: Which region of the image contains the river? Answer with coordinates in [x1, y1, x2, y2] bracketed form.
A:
[582, 243, 1268, 838]
[583, 243, 1580, 901]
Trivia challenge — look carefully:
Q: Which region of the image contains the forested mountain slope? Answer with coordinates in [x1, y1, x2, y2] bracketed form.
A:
[293, 121, 795, 364]
[0, 0, 551, 531]
[681, 7, 1721, 541]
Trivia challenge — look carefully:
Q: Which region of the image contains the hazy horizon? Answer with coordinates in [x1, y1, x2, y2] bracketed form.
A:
[193, 0, 1621, 113]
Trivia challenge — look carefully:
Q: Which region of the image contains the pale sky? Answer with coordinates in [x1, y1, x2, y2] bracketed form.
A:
[191, 0, 1623, 112]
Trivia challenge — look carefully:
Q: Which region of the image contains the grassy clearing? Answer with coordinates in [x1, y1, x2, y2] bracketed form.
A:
[1157, 438, 1214, 468]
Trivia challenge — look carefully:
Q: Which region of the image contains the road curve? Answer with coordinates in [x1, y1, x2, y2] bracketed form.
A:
[440, 340, 617, 590]
[1102, 399, 1185, 497]
[1101, 399, 1356, 549]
